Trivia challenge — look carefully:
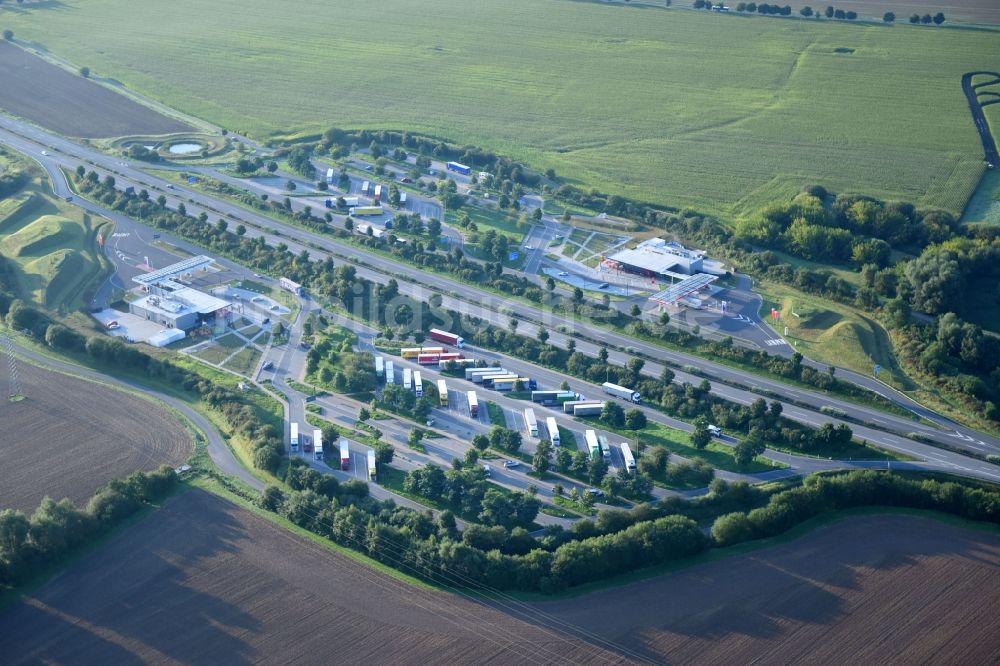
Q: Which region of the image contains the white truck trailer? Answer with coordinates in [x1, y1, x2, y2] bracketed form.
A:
[602, 381, 641, 403]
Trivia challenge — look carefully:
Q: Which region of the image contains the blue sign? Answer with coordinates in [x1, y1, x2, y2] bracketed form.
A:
[509, 251, 519, 262]
[187, 176, 197, 184]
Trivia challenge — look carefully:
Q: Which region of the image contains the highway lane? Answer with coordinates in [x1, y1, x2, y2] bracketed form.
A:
[2, 117, 997, 458]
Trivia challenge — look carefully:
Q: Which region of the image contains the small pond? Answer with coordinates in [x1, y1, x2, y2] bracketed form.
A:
[168, 142, 203, 155]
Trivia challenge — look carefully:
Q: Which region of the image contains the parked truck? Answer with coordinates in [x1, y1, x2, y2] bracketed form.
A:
[563, 400, 602, 414]
[429, 328, 464, 348]
[574, 402, 606, 417]
[375, 356, 384, 379]
[599, 435, 612, 460]
[524, 408, 538, 437]
[399, 192, 407, 206]
[361, 180, 370, 194]
[620, 442, 636, 473]
[367, 449, 377, 480]
[602, 381, 641, 403]
[342, 196, 360, 207]
[290, 422, 299, 452]
[531, 390, 579, 406]
[481, 373, 518, 387]
[339, 439, 350, 471]
[467, 391, 479, 418]
[545, 417, 560, 446]
[313, 429, 324, 461]
[350, 206, 383, 216]
[414, 371, 423, 397]
[373, 184, 382, 202]
[403, 367, 412, 391]
[492, 377, 531, 392]
[326, 168, 335, 184]
[446, 161, 472, 176]
[437, 379, 449, 406]
[279, 276, 304, 296]
[401, 347, 423, 359]
[585, 430, 600, 460]
[385, 360, 395, 385]
[465, 367, 506, 381]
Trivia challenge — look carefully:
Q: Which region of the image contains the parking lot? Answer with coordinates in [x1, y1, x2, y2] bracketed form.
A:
[91, 308, 166, 343]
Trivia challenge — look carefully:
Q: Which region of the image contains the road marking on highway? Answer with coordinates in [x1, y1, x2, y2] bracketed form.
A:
[764, 339, 788, 347]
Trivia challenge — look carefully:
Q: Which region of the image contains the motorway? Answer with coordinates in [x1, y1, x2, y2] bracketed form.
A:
[3, 115, 999, 483]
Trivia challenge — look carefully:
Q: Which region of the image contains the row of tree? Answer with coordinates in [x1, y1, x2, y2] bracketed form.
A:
[0, 467, 177, 584]
[403, 462, 540, 529]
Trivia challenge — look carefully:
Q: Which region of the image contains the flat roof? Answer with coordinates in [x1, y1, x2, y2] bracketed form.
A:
[607, 246, 693, 274]
[650, 273, 719, 305]
[133, 286, 230, 318]
[132, 255, 214, 286]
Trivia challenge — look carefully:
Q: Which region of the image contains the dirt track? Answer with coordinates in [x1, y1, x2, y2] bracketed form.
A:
[0, 489, 630, 665]
[0, 362, 192, 513]
[541, 514, 1000, 663]
[0, 41, 190, 138]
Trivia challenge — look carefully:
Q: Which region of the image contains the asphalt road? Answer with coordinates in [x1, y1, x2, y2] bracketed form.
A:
[2, 117, 998, 466]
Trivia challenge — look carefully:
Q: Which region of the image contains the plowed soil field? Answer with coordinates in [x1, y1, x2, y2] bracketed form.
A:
[0, 41, 190, 138]
[0, 489, 631, 665]
[542, 514, 1000, 664]
[0, 362, 192, 513]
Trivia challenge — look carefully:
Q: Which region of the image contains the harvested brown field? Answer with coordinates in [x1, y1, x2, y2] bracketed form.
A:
[0, 41, 191, 138]
[542, 514, 1000, 664]
[0, 362, 192, 513]
[0, 489, 630, 665]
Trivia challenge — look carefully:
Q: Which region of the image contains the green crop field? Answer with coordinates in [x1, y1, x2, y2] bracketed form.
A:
[5, 1, 998, 217]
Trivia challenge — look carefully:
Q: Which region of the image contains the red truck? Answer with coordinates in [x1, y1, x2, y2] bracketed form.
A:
[429, 328, 464, 349]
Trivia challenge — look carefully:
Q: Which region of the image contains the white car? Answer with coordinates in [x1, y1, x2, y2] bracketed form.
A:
[503, 460, 519, 469]
[40, 150, 48, 156]
[558, 271, 569, 277]
[585, 487, 604, 497]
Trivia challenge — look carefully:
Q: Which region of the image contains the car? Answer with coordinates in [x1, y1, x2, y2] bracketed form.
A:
[106, 321, 119, 330]
[558, 271, 569, 277]
[271, 305, 280, 311]
[152, 234, 160, 239]
[166, 184, 176, 189]
[253, 273, 261, 278]
[304, 395, 316, 403]
[64, 195, 73, 202]
[597, 282, 609, 289]
[584, 487, 604, 497]
[482, 464, 491, 478]
[525, 245, 533, 250]
[707, 425, 723, 437]
[503, 460, 519, 469]
[40, 150, 48, 156]
[425, 418, 435, 427]
[365, 165, 373, 171]
[262, 361, 274, 371]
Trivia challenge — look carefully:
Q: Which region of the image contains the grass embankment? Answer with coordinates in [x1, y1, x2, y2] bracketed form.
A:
[6, 0, 991, 216]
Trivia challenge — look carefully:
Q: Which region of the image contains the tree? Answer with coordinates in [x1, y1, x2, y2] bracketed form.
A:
[598, 346, 609, 363]
[909, 14, 920, 23]
[2, 30, 13, 41]
[625, 408, 647, 431]
[904, 249, 965, 315]
[285, 179, 297, 191]
[691, 419, 712, 450]
[373, 441, 394, 464]
[630, 304, 641, 317]
[545, 277, 556, 292]
[267, 161, 278, 173]
[588, 457, 610, 487]
[800, 6, 813, 16]
[407, 429, 424, 448]
[845, 10, 856, 19]
[933, 12, 945, 24]
[600, 401, 626, 429]
[533, 439, 553, 476]
[358, 407, 371, 422]
[824, 5, 834, 18]
[921, 13, 932, 23]
[883, 11, 895, 22]
[734, 430, 766, 466]
[79, 66, 90, 78]
[537, 328, 549, 344]
[471, 433, 489, 451]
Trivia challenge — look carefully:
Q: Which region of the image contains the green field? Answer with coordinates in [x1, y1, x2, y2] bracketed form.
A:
[7, 1, 997, 217]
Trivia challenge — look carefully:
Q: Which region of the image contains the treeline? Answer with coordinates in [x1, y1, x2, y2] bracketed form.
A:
[262, 469, 1000, 593]
[711, 470, 1000, 546]
[736, 188, 958, 264]
[0, 467, 177, 585]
